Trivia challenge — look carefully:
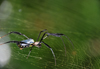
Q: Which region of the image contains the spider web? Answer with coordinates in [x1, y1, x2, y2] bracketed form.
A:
[0, 0, 100, 69]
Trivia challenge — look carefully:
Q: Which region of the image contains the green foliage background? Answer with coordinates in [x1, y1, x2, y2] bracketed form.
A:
[0, 0, 100, 69]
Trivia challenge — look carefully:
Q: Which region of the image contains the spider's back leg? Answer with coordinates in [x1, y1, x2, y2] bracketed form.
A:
[0, 31, 29, 39]
[0, 41, 19, 45]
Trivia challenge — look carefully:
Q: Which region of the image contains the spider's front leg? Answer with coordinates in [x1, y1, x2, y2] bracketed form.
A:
[42, 32, 74, 48]
[36, 29, 47, 41]
[40, 32, 74, 56]
[42, 41, 56, 66]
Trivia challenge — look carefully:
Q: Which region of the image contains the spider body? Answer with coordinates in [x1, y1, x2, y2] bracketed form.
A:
[21, 39, 34, 44]
[17, 39, 34, 50]
[17, 39, 41, 50]
[0, 29, 74, 66]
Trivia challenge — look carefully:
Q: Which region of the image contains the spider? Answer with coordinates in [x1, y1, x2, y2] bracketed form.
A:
[0, 29, 74, 66]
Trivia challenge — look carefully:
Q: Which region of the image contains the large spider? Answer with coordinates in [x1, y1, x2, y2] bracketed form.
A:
[0, 29, 74, 66]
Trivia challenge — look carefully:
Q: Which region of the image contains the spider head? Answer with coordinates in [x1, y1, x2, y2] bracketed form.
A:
[34, 42, 41, 48]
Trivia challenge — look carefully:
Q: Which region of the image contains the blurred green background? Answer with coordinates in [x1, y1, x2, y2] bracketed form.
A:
[0, 0, 100, 69]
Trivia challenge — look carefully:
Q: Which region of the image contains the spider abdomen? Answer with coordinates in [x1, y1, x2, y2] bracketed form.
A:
[17, 39, 34, 50]
[21, 39, 34, 44]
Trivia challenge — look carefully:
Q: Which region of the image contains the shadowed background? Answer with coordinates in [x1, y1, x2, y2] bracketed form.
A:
[0, 0, 100, 69]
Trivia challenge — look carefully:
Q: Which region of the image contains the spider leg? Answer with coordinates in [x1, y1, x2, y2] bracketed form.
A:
[63, 34, 74, 48]
[36, 29, 47, 41]
[42, 41, 56, 66]
[46, 33, 74, 48]
[0, 41, 28, 45]
[39, 32, 63, 42]
[27, 45, 34, 59]
[39, 32, 48, 42]
[40, 32, 74, 47]
[0, 41, 19, 45]
[0, 31, 29, 39]
[60, 36, 66, 56]
[39, 32, 74, 56]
